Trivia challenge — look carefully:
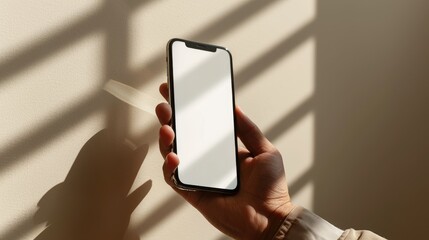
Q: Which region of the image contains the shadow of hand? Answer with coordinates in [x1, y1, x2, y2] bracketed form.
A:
[34, 129, 151, 240]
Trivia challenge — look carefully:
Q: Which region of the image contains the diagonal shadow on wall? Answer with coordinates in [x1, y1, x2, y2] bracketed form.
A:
[0, 0, 319, 239]
[0, 0, 287, 176]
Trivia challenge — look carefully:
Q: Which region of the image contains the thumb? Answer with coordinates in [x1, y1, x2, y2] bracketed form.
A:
[126, 180, 152, 214]
[235, 106, 274, 155]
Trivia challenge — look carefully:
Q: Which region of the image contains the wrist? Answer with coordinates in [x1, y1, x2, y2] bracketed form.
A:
[261, 202, 295, 240]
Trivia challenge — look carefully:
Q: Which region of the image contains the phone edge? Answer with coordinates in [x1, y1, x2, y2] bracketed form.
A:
[166, 38, 240, 195]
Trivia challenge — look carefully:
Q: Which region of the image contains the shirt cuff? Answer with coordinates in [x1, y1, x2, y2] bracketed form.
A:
[272, 206, 344, 240]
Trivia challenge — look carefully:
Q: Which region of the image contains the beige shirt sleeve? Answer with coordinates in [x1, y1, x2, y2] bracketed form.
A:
[272, 206, 386, 240]
[339, 229, 386, 240]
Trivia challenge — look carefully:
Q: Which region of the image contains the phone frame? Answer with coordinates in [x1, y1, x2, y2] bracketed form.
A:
[166, 38, 239, 194]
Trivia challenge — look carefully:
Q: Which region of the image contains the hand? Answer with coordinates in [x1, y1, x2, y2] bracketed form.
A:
[156, 83, 294, 239]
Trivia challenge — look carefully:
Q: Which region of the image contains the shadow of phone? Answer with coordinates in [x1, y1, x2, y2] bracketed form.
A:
[33, 129, 151, 240]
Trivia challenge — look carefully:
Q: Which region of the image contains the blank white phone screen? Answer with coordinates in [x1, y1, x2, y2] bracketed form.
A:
[171, 41, 237, 190]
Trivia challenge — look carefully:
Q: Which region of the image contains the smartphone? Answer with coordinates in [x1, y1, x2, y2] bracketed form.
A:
[166, 38, 239, 194]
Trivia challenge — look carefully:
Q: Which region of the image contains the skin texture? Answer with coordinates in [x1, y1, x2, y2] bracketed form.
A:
[156, 83, 294, 239]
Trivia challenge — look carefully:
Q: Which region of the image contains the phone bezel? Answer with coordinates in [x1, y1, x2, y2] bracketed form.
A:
[166, 38, 239, 194]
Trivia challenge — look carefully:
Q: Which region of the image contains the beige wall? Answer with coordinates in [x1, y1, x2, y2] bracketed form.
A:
[1, 0, 428, 239]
